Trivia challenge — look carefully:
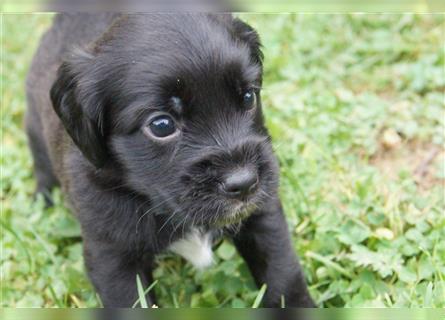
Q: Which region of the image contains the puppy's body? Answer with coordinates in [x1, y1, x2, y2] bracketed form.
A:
[26, 13, 315, 307]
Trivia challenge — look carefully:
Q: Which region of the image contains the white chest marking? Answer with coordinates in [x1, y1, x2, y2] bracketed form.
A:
[168, 229, 213, 269]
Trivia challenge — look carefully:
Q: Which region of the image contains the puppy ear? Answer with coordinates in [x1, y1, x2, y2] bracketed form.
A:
[50, 50, 108, 168]
[232, 18, 264, 66]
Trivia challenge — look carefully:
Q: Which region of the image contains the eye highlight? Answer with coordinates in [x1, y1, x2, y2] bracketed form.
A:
[243, 89, 257, 109]
[147, 114, 177, 138]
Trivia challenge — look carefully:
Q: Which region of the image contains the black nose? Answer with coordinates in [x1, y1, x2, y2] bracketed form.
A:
[221, 167, 259, 199]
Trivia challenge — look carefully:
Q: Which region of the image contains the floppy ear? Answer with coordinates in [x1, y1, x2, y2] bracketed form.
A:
[50, 51, 108, 168]
[232, 18, 264, 67]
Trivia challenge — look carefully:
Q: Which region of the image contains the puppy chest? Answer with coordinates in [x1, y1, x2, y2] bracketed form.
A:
[168, 229, 214, 269]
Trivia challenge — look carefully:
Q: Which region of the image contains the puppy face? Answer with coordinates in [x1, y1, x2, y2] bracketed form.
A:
[51, 14, 279, 229]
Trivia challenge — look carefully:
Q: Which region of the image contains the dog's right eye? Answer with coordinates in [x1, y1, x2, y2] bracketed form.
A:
[147, 115, 177, 138]
[243, 89, 257, 110]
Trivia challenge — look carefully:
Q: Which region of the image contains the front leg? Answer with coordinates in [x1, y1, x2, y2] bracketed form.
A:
[83, 238, 155, 308]
[233, 199, 315, 307]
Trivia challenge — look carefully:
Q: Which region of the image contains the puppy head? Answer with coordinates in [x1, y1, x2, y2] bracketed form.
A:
[51, 14, 278, 228]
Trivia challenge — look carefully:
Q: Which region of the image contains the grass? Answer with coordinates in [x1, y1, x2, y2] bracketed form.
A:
[1, 13, 444, 308]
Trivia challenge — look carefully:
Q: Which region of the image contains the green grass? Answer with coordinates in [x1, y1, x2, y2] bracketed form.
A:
[1, 13, 444, 308]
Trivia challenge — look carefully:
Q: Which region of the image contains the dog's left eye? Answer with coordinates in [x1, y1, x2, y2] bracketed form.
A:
[243, 90, 256, 109]
[148, 115, 177, 138]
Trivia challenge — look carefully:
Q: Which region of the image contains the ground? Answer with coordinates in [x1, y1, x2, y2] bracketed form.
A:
[1, 13, 444, 307]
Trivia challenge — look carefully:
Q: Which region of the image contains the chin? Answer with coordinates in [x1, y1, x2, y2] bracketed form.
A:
[209, 201, 258, 228]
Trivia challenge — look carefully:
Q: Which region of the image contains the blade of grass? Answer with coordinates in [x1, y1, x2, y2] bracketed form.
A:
[46, 283, 63, 307]
[217, 296, 233, 308]
[281, 295, 286, 308]
[136, 275, 148, 308]
[424, 282, 433, 307]
[28, 227, 57, 265]
[252, 284, 267, 308]
[171, 292, 179, 308]
[96, 293, 103, 308]
[306, 251, 352, 279]
[0, 219, 34, 272]
[70, 294, 85, 308]
[132, 277, 158, 308]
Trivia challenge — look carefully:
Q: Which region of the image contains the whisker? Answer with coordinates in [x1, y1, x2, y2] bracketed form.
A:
[158, 205, 181, 234]
[135, 196, 175, 234]
[168, 213, 188, 244]
[181, 214, 189, 239]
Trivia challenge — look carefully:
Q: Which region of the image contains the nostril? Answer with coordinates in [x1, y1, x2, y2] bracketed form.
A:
[225, 184, 243, 195]
[225, 178, 258, 194]
[221, 167, 259, 198]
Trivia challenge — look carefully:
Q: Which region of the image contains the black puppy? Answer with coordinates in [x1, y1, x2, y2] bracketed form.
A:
[26, 13, 315, 307]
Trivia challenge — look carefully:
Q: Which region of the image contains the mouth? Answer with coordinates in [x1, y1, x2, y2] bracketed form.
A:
[212, 200, 258, 227]
[178, 161, 273, 229]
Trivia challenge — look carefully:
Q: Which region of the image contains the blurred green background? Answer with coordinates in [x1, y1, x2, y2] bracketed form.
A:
[1, 14, 444, 307]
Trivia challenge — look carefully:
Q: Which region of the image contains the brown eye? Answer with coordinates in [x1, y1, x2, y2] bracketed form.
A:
[243, 89, 256, 109]
[149, 115, 176, 138]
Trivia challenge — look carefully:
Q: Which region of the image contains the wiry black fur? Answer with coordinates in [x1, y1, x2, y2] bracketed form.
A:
[26, 13, 315, 308]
